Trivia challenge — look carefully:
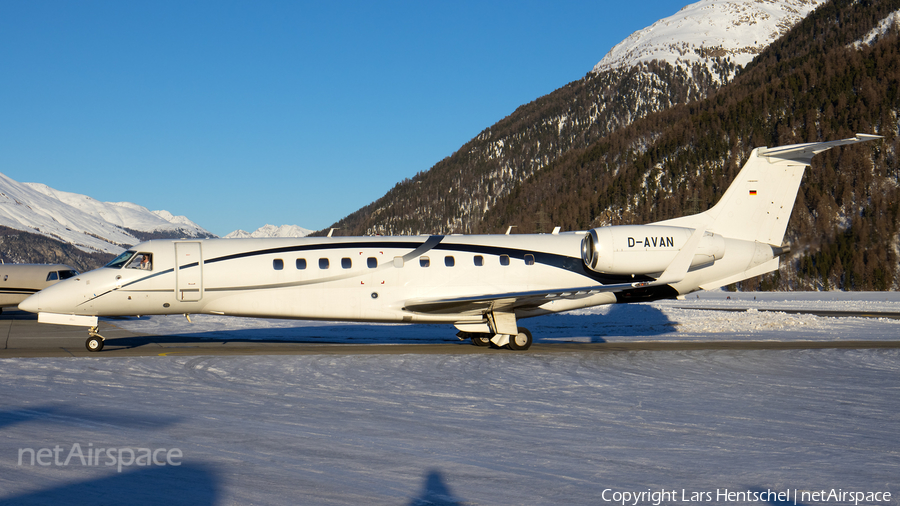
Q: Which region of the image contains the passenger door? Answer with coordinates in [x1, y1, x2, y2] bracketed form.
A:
[175, 242, 203, 301]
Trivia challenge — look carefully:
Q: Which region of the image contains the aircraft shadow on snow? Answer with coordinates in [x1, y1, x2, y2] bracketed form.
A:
[0, 405, 216, 505]
[407, 469, 466, 506]
[89, 303, 677, 348]
[0, 463, 219, 506]
[0, 404, 181, 432]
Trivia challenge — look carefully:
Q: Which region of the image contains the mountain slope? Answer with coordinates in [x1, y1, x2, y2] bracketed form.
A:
[326, 0, 825, 237]
[0, 172, 215, 256]
[481, 0, 900, 290]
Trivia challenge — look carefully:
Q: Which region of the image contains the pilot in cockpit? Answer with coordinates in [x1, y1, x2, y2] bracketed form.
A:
[127, 253, 152, 270]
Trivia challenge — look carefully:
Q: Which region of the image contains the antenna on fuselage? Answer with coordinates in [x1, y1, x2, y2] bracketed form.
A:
[505, 226, 517, 235]
[327, 228, 340, 238]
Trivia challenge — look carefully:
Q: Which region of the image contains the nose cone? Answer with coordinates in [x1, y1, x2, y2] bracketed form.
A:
[18, 291, 43, 313]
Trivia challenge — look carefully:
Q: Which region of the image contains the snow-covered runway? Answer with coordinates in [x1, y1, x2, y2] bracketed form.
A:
[1, 292, 899, 505]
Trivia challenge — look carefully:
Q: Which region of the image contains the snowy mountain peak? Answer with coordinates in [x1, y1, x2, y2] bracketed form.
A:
[594, 0, 825, 77]
[0, 172, 215, 254]
[225, 224, 313, 239]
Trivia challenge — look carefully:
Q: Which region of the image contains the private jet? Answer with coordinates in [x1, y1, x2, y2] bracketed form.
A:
[0, 263, 79, 312]
[19, 134, 881, 351]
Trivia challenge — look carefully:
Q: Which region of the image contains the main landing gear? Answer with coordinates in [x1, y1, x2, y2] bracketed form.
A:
[463, 327, 533, 351]
[86, 326, 105, 352]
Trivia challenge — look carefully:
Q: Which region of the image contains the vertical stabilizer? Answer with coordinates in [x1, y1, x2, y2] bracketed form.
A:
[656, 134, 881, 245]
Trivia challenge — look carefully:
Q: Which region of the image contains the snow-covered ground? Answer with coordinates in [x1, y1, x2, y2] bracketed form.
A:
[2, 291, 899, 505]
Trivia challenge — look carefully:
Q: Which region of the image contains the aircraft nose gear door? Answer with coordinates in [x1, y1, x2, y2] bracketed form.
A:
[175, 242, 203, 301]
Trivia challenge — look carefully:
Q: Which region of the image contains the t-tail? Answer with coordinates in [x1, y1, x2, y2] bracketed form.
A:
[657, 134, 882, 245]
[581, 134, 882, 294]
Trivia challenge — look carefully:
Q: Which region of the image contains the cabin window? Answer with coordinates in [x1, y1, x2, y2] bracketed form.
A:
[524, 254, 535, 266]
[127, 253, 153, 270]
[393, 256, 404, 268]
[296, 258, 307, 270]
[273, 259, 284, 270]
[419, 256, 430, 267]
[474, 255, 484, 267]
[319, 258, 330, 269]
[500, 255, 510, 266]
[367, 257, 378, 268]
[46, 271, 59, 281]
[341, 258, 352, 269]
[444, 256, 455, 267]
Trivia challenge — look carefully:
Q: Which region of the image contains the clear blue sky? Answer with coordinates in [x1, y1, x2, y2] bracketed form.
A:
[1, 0, 688, 237]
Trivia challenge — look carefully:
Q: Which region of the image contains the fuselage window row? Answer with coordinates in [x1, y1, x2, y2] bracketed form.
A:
[280, 253, 532, 272]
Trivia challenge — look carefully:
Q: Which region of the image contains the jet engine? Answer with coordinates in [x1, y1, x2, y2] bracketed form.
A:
[581, 225, 725, 276]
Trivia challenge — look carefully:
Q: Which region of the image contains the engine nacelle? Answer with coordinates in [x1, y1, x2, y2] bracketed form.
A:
[581, 225, 726, 276]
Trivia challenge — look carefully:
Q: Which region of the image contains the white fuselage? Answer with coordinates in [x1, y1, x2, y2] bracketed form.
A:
[19, 232, 775, 326]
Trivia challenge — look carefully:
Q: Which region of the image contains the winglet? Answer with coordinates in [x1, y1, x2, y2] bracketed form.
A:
[652, 227, 706, 286]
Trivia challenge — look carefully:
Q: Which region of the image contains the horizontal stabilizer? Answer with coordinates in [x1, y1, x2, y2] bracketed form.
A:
[758, 134, 883, 162]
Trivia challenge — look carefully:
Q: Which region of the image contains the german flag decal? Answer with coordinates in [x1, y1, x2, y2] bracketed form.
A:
[749, 190, 757, 195]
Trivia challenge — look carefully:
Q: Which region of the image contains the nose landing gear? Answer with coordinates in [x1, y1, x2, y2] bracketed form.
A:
[86, 326, 105, 352]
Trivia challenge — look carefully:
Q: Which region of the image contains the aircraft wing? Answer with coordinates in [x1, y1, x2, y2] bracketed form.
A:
[401, 281, 652, 315]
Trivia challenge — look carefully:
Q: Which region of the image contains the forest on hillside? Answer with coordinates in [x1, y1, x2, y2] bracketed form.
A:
[481, 0, 900, 290]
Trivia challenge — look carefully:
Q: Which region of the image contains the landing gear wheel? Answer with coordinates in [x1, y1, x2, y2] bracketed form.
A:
[507, 327, 532, 351]
[471, 334, 492, 347]
[86, 336, 104, 352]
[86, 326, 105, 352]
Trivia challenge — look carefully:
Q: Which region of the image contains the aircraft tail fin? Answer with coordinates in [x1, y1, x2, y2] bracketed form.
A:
[657, 134, 881, 245]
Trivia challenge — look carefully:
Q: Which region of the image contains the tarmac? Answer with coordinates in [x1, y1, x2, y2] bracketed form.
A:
[2, 308, 899, 358]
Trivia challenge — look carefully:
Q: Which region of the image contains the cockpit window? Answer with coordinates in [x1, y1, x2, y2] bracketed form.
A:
[46, 271, 59, 281]
[126, 253, 153, 270]
[105, 251, 136, 269]
[58, 270, 78, 280]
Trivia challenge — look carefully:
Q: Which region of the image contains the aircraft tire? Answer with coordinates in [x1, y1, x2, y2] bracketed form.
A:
[471, 334, 492, 347]
[86, 336, 104, 352]
[507, 327, 532, 351]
